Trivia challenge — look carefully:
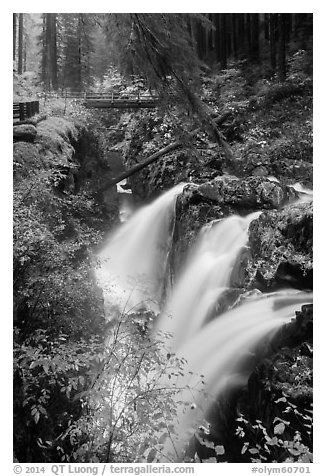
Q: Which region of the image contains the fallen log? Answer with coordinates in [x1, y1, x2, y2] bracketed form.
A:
[99, 139, 183, 191]
[100, 112, 233, 192]
[211, 110, 232, 125]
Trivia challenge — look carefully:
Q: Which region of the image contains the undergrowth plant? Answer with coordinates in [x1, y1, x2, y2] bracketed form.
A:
[63, 308, 206, 463]
[235, 394, 312, 463]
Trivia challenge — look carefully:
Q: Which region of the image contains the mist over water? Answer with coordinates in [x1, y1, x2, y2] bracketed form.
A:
[156, 212, 261, 350]
[95, 183, 187, 314]
[160, 289, 312, 460]
[95, 181, 312, 459]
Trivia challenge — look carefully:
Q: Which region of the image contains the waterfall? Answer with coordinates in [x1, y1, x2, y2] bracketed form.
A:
[159, 290, 312, 461]
[289, 182, 313, 203]
[156, 212, 261, 350]
[95, 181, 312, 461]
[95, 183, 187, 315]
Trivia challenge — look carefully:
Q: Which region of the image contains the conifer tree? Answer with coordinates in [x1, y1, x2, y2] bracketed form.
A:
[101, 14, 201, 105]
[60, 13, 94, 90]
[18, 13, 24, 74]
[39, 13, 58, 90]
[13, 13, 17, 62]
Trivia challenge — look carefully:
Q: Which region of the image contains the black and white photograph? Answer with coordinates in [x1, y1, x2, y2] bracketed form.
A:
[11, 6, 316, 469]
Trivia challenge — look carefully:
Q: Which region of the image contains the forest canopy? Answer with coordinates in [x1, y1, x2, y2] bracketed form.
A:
[13, 13, 313, 94]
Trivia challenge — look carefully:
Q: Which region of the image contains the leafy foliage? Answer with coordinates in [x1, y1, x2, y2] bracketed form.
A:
[13, 115, 110, 461]
[235, 394, 312, 463]
[59, 14, 95, 90]
[101, 14, 201, 103]
[42, 311, 204, 463]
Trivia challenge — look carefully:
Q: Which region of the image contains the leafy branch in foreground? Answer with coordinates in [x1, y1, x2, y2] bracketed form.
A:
[235, 394, 312, 463]
[62, 310, 206, 463]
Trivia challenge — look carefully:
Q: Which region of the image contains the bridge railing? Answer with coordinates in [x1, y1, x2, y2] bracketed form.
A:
[13, 100, 40, 121]
[37, 90, 159, 100]
[13, 92, 159, 118]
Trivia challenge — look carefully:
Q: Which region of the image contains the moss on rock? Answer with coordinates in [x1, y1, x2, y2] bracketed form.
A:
[247, 202, 313, 287]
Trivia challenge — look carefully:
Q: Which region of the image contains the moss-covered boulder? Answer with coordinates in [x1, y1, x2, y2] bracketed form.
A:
[13, 117, 79, 185]
[13, 124, 37, 143]
[170, 176, 299, 275]
[13, 142, 44, 178]
[247, 202, 313, 290]
[229, 140, 313, 188]
[196, 175, 297, 208]
[35, 117, 77, 163]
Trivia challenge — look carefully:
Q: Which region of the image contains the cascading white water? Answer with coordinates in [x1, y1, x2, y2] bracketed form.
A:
[156, 212, 261, 350]
[95, 183, 187, 315]
[289, 182, 313, 202]
[95, 180, 312, 461]
[151, 206, 312, 461]
[159, 290, 313, 461]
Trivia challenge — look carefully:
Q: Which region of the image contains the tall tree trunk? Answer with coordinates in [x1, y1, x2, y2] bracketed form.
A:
[18, 13, 23, 74]
[270, 13, 277, 73]
[226, 14, 232, 58]
[195, 20, 202, 59]
[13, 13, 17, 62]
[23, 41, 27, 72]
[285, 13, 292, 42]
[264, 13, 270, 41]
[251, 13, 260, 63]
[45, 14, 52, 89]
[293, 13, 300, 38]
[202, 19, 208, 59]
[219, 14, 227, 69]
[246, 13, 252, 52]
[204, 14, 210, 58]
[198, 20, 207, 59]
[77, 15, 82, 89]
[231, 14, 238, 59]
[40, 15, 45, 83]
[208, 13, 214, 52]
[51, 14, 58, 90]
[190, 17, 197, 52]
[237, 14, 245, 55]
[213, 14, 221, 63]
[45, 14, 58, 90]
[278, 14, 287, 81]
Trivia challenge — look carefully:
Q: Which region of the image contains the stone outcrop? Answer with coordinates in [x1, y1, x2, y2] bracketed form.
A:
[170, 176, 300, 276]
[195, 175, 297, 209]
[13, 116, 119, 223]
[247, 201, 313, 290]
[13, 124, 37, 143]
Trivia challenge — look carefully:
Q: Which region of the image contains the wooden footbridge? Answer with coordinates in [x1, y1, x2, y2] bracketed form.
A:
[83, 92, 159, 109]
[13, 100, 40, 121]
[45, 91, 160, 109]
[13, 91, 159, 122]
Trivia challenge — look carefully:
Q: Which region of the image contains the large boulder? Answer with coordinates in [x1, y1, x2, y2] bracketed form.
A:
[13, 124, 37, 143]
[13, 142, 44, 178]
[35, 117, 77, 162]
[228, 149, 313, 189]
[195, 175, 296, 208]
[170, 176, 299, 276]
[247, 202, 313, 290]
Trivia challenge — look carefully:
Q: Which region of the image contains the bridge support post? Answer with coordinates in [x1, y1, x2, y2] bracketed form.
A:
[19, 103, 25, 121]
[26, 102, 32, 118]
